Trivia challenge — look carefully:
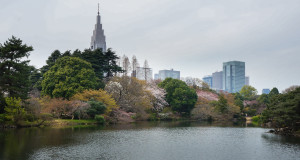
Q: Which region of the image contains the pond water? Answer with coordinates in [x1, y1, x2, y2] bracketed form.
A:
[1, 121, 300, 160]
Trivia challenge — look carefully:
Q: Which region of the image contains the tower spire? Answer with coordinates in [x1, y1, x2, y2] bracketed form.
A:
[98, 3, 99, 15]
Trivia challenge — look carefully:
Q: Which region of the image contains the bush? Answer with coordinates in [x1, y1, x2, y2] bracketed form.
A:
[72, 89, 118, 115]
[252, 115, 262, 123]
[4, 97, 26, 123]
[95, 115, 105, 124]
[87, 100, 106, 118]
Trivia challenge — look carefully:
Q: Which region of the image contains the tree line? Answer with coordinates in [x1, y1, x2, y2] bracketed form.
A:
[0, 36, 299, 135]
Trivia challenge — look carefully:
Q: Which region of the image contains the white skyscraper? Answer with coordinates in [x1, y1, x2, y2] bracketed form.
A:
[90, 4, 106, 51]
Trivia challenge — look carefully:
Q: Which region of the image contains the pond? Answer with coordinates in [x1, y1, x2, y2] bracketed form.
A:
[1, 121, 300, 160]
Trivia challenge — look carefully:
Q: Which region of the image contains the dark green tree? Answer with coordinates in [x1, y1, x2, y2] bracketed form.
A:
[0, 36, 33, 99]
[40, 50, 62, 75]
[42, 56, 98, 99]
[0, 92, 6, 114]
[87, 100, 106, 118]
[257, 93, 270, 105]
[269, 87, 279, 97]
[77, 49, 105, 79]
[159, 78, 198, 115]
[103, 48, 123, 78]
[262, 87, 300, 131]
[29, 66, 42, 90]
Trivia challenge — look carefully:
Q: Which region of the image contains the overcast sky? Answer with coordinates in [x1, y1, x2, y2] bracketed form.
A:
[1, 0, 299, 93]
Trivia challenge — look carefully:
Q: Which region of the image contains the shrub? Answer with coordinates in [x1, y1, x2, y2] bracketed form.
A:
[252, 115, 262, 123]
[95, 115, 105, 124]
[87, 100, 106, 118]
[72, 89, 118, 115]
[4, 97, 26, 123]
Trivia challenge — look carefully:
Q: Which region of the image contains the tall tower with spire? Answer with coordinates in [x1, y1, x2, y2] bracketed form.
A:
[90, 3, 106, 51]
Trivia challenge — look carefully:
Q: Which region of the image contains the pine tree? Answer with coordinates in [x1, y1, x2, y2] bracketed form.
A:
[0, 36, 33, 99]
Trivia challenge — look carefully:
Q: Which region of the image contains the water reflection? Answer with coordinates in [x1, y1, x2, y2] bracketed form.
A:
[262, 133, 300, 145]
[0, 121, 300, 160]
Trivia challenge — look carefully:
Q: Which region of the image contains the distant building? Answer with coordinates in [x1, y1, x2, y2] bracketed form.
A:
[136, 67, 153, 81]
[245, 76, 250, 86]
[90, 4, 106, 51]
[262, 89, 271, 94]
[223, 61, 245, 93]
[202, 76, 213, 88]
[158, 69, 180, 80]
[154, 74, 159, 80]
[212, 71, 223, 90]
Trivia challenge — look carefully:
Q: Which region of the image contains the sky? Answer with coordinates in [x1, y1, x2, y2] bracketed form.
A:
[0, 0, 299, 94]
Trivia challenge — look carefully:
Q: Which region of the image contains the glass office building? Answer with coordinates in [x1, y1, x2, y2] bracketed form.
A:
[203, 76, 213, 88]
[223, 61, 245, 93]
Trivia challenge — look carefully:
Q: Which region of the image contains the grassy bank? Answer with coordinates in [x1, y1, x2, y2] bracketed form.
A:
[49, 119, 99, 127]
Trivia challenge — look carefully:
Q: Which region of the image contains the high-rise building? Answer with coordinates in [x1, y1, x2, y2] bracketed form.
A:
[262, 89, 271, 94]
[158, 69, 180, 80]
[203, 76, 213, 88]
[245, 76, 250, 86]
[136, 67, 153, 81]
[212, 71, 223, 90]
[223, 61, 245, 93]
[90, 4, 106, 51]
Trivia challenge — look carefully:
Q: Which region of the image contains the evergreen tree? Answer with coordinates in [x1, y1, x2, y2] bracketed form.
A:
[269, 87, 279, 97]
[159, 78, 198, 115]
[262, 87, 300, 131]
[104, 49, 122, 78]
[40, 50, 62, 75]
[42, 56, 98, 99]
[0, 36, 33, 99]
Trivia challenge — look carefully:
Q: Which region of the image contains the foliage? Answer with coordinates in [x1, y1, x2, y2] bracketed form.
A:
[40, 97, 89, 119]
[4, 97, 26, 123]
[269, 87, 279, 97]
[29, 67, 42, 90]
[243, 107, 257, 116]
[240, 85, 257, 100]
[252, 115, 262, 123]
[40, 50, 62, 75]
[262, 87, 300, 130]
[212, 94, 228, 113]
[87, 100, 106, 118]
[0, 36, 33, 99]
[257, 94, 270, 105]
[191, 103, 215, 120]
[23, 97, 42, 120]
[40, 48, 122, 91]
[146, 82, 168, 111]
[105, 76, 152, 119]
[184, 77, 203, 89]
[223, 93, 241, 114]
[0, 114, 5, 125]
[282, 85, 299, 94]
[42, 56, 98, 99]
[95, 115, 105, 124]
[73, 48, 122, 79]
[72, 89, 118, 115]
[159, 78, 198, 115]
[0, 92, 6, 114]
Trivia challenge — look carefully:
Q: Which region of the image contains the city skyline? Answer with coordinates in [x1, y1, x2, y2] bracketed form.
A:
[0, 0, 300, 93]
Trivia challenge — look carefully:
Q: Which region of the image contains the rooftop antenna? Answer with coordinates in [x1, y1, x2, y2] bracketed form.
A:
[98, 3, 99, 15]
